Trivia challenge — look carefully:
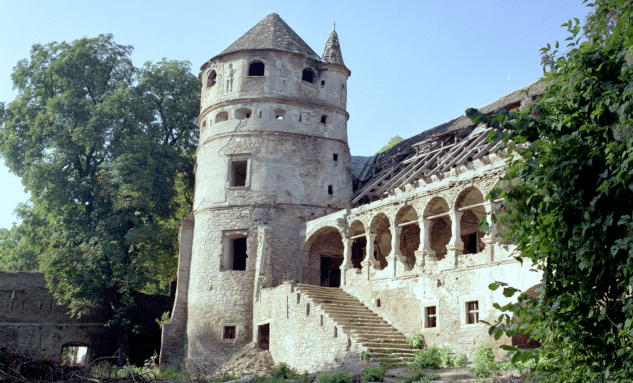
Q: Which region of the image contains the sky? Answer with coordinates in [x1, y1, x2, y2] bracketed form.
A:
[0, 0, 592, 229]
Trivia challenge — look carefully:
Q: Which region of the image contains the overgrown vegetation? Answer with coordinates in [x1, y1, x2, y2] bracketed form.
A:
[0, 34, 200, 361]
[404, 333, 425, 349]
[466, 0, 633, 381]
[317, 369, 352, 383]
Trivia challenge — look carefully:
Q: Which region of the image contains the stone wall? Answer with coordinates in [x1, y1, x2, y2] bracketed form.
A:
[254, 282, 361, 373]
[1, 271, 173, 365]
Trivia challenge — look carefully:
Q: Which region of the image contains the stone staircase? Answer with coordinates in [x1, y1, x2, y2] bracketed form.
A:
[296, 284, 418, 363]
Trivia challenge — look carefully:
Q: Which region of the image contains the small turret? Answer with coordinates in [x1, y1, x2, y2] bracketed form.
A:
[323, 23, 345, 65]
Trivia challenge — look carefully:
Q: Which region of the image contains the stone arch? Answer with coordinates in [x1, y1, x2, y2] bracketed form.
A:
[369, 213, 391, 269]
[248, 60, 265, 76]
[61, 341, 92, 366]
[423, 196, 450, 259]
[348, 220, 366, 269]
[301, 225, 345, 286]
[395, 205, 420, 269]
[455, 186, 486, 254]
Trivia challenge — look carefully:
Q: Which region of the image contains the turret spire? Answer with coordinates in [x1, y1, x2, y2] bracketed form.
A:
[323, 23, 344, 65]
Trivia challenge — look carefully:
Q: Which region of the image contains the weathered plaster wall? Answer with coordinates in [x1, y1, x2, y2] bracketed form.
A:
[254, 282, 361, 373]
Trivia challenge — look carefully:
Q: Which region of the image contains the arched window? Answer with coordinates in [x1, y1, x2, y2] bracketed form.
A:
[302, 69, 315, 83]
[235, 108, 252, 120]
[215, 111, 229, 123]
[207, 70, 217, 87]
[274, 109, 286, 120]
[248, 61, 265, 76]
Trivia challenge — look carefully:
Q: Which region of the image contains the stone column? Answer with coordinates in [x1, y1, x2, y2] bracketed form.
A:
[414, 219, 435, 271]
[481, 201, 500, 262]
[446, 210, 464, 263]
[361, 232, 379, 280]
[339, 236, 353, 286]
[385, 226, 406, 277]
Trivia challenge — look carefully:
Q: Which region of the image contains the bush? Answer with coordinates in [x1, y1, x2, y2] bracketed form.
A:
[450, 353, 467, 367]
[318, 369, 352, 383]
[468, 344, 499, 378]
[272, 362, 294, 379]
[362, 366, 384, 382]
[409, 345, 442, 369]
[403, 368, 438, 383]
[405, 333, 425, 349]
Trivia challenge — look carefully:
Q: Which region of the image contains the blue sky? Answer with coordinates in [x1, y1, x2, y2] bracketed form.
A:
[0, 0, 591, 229]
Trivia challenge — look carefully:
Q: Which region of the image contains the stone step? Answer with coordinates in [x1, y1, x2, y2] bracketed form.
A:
[359, 342, 413, 349]
[328, 313, 386, 322]
[364, 347, 417, 354]
[319, 306, 375, 315]
[309, 299, 365, 307]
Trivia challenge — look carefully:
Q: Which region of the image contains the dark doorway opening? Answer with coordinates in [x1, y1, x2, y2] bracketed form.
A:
[320, 256, 342, 287]
[258, 324, 270, 350]
[462, 233, 478, 254]
[233, 237, 247, 270]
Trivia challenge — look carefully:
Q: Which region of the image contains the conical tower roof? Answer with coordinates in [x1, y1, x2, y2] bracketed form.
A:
[218, 13, 320, 60]
[323, 23, 344, 65]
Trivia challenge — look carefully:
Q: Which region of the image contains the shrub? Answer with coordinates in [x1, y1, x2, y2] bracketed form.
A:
[318, 369, 352, 383]
[405, 333, 425, 349]
[468, 344, 499, 378]
[409, 345, 442, 369]
[272, 362, 293, 379]
[362, 366, 384, 382]
[450, 353, 467, 367]
[403, 368, 438, 383]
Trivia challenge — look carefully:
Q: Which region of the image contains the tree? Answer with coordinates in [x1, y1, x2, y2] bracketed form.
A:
[0, 34, 200, 362]
[379, 135, 404, 153]
[466, 1, 633, 381]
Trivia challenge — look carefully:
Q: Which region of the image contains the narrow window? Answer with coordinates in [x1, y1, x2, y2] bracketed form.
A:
[333, 153, 338, 161]
[231, 160, 248, 187]
[466, 301, 479, 324]
[249, 61, 265, 76]
[376, 299, 381, 307]
[321, 80, 325, 86]
[201, 120, 207, 133]
[231, 237, 247, 270]
[297, 293, 301, 304]
[259, 111, 262, 118]
[299, 114, 302, 122]
[426, 306, 437, 328]
[306, 303, 310, 316]
[302, 69, 315, 83]
[223, 326, 236, 339]
[328, 185, 333, 195]
[207, 70, 217, 87]
[321, 115, 327, 124]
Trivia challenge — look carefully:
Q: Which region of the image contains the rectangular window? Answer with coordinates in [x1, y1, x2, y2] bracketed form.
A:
[426, 306, 437, 328]
[231, 160, 248, 187]
[466, 301, 479, 324]
[333, 153, 338, 161]
[321, 116, 327, 124]
[223, 326, 236, 339]
[321, 80, 325, 86]
[328, 185, 333, 195]
[231, 237, 247, 271]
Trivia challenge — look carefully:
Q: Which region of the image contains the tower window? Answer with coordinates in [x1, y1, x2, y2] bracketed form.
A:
[466, 301, 479, 324]
[274, 108, 286, 120]
[207, 70, 217, 87]
[235, 108, 252, 120]
[426, 306, 437, 328]
[231, 237, 248, 271]
[302, 69, 315, 83]
[231, 160, 248, 187]
[321, 80, 325, 86]
[333, 153, 338, 161]
[249, 61, 265, 76]
[215, 111, 229, 123]
[223, 326, 236, 339]
[328, 185, 333, 195]
[321, 115, 327, 124]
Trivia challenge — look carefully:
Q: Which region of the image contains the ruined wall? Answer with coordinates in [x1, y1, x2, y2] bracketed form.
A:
[0, 272, 112, 362]
[254, 282, 361, 373]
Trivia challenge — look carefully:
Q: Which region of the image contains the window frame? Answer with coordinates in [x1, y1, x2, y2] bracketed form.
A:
[420, 299, 440, 331]
[459, 294, 484, 327]
[223, 325, 236, 340]
[226, 154, 252, 190]
[221, 229, 250, 271]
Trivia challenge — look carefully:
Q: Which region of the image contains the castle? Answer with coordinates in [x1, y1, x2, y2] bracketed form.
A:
[158, 13, 543, 372]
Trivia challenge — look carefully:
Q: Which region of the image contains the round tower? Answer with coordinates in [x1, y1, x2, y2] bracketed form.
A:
[187, 14, 351, 364]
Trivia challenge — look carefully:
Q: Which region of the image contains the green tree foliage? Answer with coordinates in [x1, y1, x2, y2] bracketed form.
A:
[0, 202, 46, 271]
[379, 135, 404, 153]
[0, 34, 200, 357]
[466, 1, 633, 381]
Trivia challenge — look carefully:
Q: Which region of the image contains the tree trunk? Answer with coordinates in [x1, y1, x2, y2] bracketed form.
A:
[115, 327, 130, 366]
